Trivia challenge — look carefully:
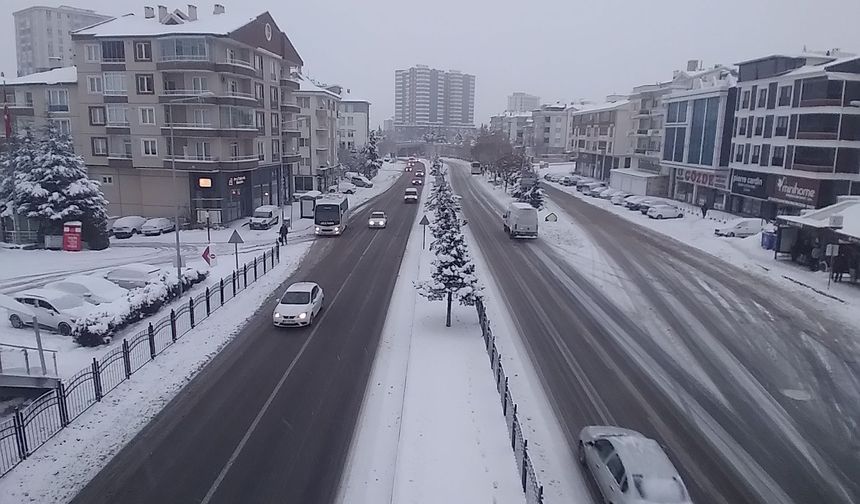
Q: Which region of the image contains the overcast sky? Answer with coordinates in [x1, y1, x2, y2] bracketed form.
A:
[2, 0, 859, 128]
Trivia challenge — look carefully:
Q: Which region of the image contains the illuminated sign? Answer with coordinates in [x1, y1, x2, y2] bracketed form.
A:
[198, 177, 213, 188]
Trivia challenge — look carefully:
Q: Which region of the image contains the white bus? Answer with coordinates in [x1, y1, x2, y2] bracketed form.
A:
[470, 162, 482, 175]
[314, 195, 350, 236]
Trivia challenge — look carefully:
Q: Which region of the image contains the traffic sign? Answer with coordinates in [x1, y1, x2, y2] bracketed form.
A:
[419, 215, 430, 226]
[420, 215, 430, 249]
[202, 246, 212, 266]
[228, 229, 244, 244]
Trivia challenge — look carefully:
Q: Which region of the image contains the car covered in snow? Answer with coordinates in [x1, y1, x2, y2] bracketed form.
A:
[404, 188, 419, 203]
[45, 275, 128, 305]
[715, 218, 763, 238]
[141, 217, 175, 236]
[112, 216, 147, 238]
[351, 174, 374, 188]
[579, 426, 692, 504]
[104, 263, 163, 289]
[273, 282, 324, 327]
[647, 204, 684, 219]
[610, 193, 632, 205]
[368, 211, 388, 229]
[624, 196, 649, 210]
[560, 175, 578, 186]
[586, 184, 608, 197]
[329, 182, 357, 195]
[8, 289, 94, 336]
[637, 199, 666, 215]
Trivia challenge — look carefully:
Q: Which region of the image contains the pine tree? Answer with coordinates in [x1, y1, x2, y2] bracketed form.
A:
[0, 131, 38, 214]
[416, 179, 481, 327]
[14, 125, 110, 249]
[361, 131, 382, 178]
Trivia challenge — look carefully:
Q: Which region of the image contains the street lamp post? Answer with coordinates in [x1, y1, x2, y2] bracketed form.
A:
[168, 92, 214, 293]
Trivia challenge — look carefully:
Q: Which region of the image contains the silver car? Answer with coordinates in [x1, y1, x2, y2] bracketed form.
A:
[579, 426, 692, 504]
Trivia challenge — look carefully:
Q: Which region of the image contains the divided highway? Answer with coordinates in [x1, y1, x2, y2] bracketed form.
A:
[71, 173, 420, 504]
[449, 160, 860, 504]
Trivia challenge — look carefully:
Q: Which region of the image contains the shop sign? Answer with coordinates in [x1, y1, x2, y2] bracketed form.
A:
[228, 175, 246, 186]
[675, 167, 729, 190]
[768, 175, 820, 207]
[730, 169, 768, 199]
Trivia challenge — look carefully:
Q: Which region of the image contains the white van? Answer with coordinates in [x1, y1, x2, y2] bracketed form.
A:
[502, 202, 539, 238]
[249, 205, 279, 230]
[715, 218, 763, 238]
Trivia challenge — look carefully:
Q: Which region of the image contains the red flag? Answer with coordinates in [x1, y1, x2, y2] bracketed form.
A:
[3, 104, 10, 139]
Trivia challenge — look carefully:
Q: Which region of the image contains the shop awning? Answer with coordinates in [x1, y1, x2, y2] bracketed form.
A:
[777, 197, 860, 241]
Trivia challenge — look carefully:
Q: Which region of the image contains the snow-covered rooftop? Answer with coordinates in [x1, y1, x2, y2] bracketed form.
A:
[4, 66, 77, 86]
[293, 73, 341, 99]
[570, 100, 631, 115]
[74, 11, 258, 38]
[779, 198, 860, 240]
[782, 55, 860, 79]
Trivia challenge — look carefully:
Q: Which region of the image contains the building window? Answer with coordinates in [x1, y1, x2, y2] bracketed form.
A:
[295, 175, 314, 191]
[775, 116, 789, 136]
[758, 89, 767, 108]
[139, 107, 156, 125]
[141, 139, 158, 156]
[256, 111, 265, 133]
[255, 54, 264, 72]
[270, 61, 278, 81]
[738, 117, 747, 136]
[103, 72, 127, 96]
[735, 144, 744, 163]
[101, 176, 113, 185]
[134, 41, 152, 61]
[270, 86, 279, 106]
[85, 44, 100, 62]
[106, 105, 129, 126]
[192, 76, 208, 92]
[741, 90, 751, 109]
[754, 117, 764, 136]
[272, 139, 280, 157]
[52, 119, 71, 135]
[45, 89, 69, 112]
[101, 40, 125, 62]
[255, 83, 264, 101]
[772, 146, 786, 166]
[87, 75, 103, 94]
[751, 145, 761, 164]
[271, 113, 279, 136]
[299, 138, 308, 147]
[92, 137, 108, 156]
[778, 86, 792, 107]
[297, 97, 310, 108]
[192, 108, 209, 126]
[89, 106, 106, 125]
[257, 140, 265, 161]
[230, 142, 240, 159]
[136, 74, 155, 94]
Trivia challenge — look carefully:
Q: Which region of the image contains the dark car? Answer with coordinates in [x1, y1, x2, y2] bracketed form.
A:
[415, 171, 425, 177]
[412, 178, 423, 185]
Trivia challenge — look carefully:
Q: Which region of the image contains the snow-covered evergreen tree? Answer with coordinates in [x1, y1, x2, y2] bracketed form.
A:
[416, 179, 481, 326]
[14, 125, 110, 248]
[361, 131, 382, 178]
[524, 181, 545, 209]
[0, 131, 38, 217]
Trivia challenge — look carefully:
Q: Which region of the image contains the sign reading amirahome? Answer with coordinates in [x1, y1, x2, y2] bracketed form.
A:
[768, 175, 820, 208]
[730, 169, 768, 199]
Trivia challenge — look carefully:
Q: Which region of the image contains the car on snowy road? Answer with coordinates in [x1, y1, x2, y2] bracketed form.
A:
[8, 289, 93, 336]
[578, 426, 692, 504]
[411, 178, 423, 185]
[273, 282, 324, 327]
[141, 217, 176, 236]
[112, 216, 147, 238]
[404, 188, 419, 203]
[368, 211, 388, 229]
[647, 204, 684, 220]
[45, 275, 128, 305]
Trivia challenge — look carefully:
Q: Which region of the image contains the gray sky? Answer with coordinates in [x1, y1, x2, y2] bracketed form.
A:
[2, 0, 859, 128]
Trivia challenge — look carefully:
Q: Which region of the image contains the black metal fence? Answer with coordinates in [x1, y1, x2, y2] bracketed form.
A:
[0, 245, 281, 477]
[475, 297, 545, 504]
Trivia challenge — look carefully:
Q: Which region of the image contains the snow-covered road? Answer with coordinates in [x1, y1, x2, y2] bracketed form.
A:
[449, 159, 860, 504]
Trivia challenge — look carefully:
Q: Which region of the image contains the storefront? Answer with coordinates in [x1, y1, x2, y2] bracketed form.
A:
[767, 174, 821, 214]
[728, 169, 773, 218]
[672, 167, 730, 210]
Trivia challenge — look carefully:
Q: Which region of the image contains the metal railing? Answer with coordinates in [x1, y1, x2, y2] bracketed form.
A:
[163, 89, 211, 96]
[224, 58, 254, 70]
[475, 298, 544, 504]
[165, 154, 214, 162]
[0, 343, 58, 377]
[0, 246, 282, 477]
[159, 54, 209, 63]
[228, 154, 260, 162]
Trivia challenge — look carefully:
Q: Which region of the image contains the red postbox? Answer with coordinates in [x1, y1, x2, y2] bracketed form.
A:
[63, 221, 82, 251]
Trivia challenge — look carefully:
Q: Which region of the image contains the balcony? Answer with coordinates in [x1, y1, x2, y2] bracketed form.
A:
[280, 75, 300, 90]
[280, 101, 301, 113]
[634, 109, 651, 117]
[315, 146, 328, 151]
[226, 58, 254, 70]
[281, 127, 301, 137]
[796, 131, 838, 141]
[281, 150, 301, 161]
[229, 154, 260, 162]
[799, 98, 842, 107]
[224, 90, 256, 100]
[163, 122, 215, 129]
[159, 54, 209, 63]
[47, 103, 69, 113]
[1, 100, 34, 111]
[163, 89, 213, 97]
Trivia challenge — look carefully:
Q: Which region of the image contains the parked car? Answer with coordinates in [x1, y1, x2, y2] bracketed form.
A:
[104, 263, 163, 289]
[647, 204, 684, 219]
[272, 282, 324, 327]
[112, 216, 147, 238]
[624, 196, 649, 210]
[8, 289, 93, 336]
[411, 178, 424, 185]
[141, 217, 175, 236]
[368, 211, 388, 229]
[638, 199, 665, 214]
[561, 175, 577, 186]
[598, 188, 618, 199]
[45, 275, 128, 305]
[383, 156, 391, 162]
[579, 426, 692, 504]
[351, 175, 374, 188]
[404, 188, 419, 203]
[715, 218, 764, 238]
[329, 182, 357, 195]
[610, 194, 631, 206]
[502, 202, 539, 238]
[577, 180, 598, 192]
[249, 205, 279, 230]
[586, 184, 608, 197]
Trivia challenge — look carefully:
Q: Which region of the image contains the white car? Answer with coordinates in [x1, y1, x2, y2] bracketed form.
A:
[45, 275, 128, 305]
[329, 182, 357, 194]
[104, 263, 163, 289]
[715, 218, 764, 238]
[610, 194, 631, 206]
[273, 282, 324, 327]
[587, 185, 608, 197]
[404, 188, 419, 203]
[647, 204, 684, 219]
[368, 211, 388, 228]
[112, 216, 147, 238]
[141, 217, 175, 236]
[8, 289, 93, 336]
[579, 426, 692, 504]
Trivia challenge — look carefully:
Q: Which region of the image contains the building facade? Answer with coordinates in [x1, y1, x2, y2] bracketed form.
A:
[338, 99, 370, 151]
[1, 66, 80, 137]
[728, 51, 860, 218]
[531, 103, 569, 156]
[507, 92, 539, 113]
[14, 5, 112, 77]
[294, 75, 340, 192]
[489, 112, 530, 147]
[661, 75, 738, 209]
[71, 5, 304, 224]
[568, 99, 633, 180]
[394, 65, 475, 140]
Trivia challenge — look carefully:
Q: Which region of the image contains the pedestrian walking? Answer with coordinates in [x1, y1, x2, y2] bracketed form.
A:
[700, 203, 709, 219]
[278, 221, 288, 245]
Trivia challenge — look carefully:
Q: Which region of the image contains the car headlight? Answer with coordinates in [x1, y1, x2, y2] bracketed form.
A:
[334, 226, 340, 232]
[298, 312, 307, 320]
[274, 312, 281, 318]
[315, 226, 321, 232]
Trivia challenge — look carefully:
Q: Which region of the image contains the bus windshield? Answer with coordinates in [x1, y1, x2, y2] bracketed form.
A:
[315, 204, 342, 225]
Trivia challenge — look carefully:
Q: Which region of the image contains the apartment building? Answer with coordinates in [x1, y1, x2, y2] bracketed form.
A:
[294, 74, 340, 192]
[338, 98, 370, 151]
[14, 5, 112, 77]
[71, 5, 304, 224]
[394, 65, 475, 140]
[507, 92, 539, 113]
[568, 98, 633, 180]
[489, 111, 530, 147]
[661, 73, 738, 209]
[728, 51, 860, 218]
[1, 66, 79, 137]
[531, 103, 569, 156]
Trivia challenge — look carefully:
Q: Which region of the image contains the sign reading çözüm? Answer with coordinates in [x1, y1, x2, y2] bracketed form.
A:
[675, 167, 730, 190]
[730, 170, 768, 199]
[768, 175, 820, 207]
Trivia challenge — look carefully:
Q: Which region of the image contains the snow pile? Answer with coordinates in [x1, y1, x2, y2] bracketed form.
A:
[73, 266, 208, 346]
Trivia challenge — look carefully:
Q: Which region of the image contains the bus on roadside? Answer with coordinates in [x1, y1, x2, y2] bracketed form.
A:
[470, 162, 482, 175]
[314, 195, 350, 236]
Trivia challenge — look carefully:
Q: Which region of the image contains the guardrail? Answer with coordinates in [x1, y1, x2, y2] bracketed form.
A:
[0, 245, 282, 477]
[0, 343, 58, 377]
[475, 298, 544, 504]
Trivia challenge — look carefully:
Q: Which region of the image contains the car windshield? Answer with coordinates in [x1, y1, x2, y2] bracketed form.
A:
[50, 295, 82, 310]
[281, 291, 310, 304]
[253, 211, 271, 218]
[371, 212, 385, 218]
